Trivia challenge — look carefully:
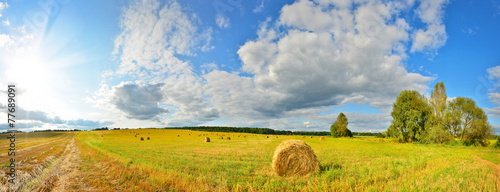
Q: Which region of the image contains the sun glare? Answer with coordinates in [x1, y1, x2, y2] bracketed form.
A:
[4, 48, 57, 112]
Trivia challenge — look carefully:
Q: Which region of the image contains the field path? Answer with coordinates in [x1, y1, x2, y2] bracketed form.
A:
[473, 154, 500, 190]
[35, 137, 91, 192]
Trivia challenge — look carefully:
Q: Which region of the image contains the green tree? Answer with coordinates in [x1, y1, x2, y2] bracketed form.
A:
[463, 118, 493, 146]
[448, 97, 485, 139]
[444, 108, 462, 138]
[430, 82, 447, 126]
[386, 125, 400, 139]
[390, 90, 432, 142]
[448, 97, 493, 146]
[331, 113, 352, 137]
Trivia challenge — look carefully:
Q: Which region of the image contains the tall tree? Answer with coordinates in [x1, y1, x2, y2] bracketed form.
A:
[448, 97, 492, 145]
[331, 113, 352, 137]
[430, 82, 447, 126]
[390, 90, 432, 142]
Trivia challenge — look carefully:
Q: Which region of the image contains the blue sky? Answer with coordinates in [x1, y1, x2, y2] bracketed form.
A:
[0, 0, 499, 133]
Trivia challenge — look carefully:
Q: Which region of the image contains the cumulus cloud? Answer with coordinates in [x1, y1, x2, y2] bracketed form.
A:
[110, 82, 167, 121]
[113, 0, 211, 76]
[206, 0, 433, 120]
[93, 0, 218, 125]
[216, 14, 230, 28]
[92, 0, 452, 131]
[410, 0, 449, 53]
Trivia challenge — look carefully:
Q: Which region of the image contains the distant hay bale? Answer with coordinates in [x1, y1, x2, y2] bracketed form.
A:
[135, 135, 137, 137]
[276, 136, 278, 138]
[320, 137, 325, 141]
[147, 137, 150, 140]
[302, 136, 305, 138]
[272, 140, 319, 177]
[219, 136, 223, 139]
[140, 137, 144, 141]
[204, 137, 210, 142]
[310, 136, 313, 138]
[227, 137, 231, 140]
[177, 135, 180, 137]
[266, 136, 269, 138]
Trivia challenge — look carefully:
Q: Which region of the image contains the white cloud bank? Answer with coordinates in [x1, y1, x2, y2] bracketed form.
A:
[92, 0, 450, 131]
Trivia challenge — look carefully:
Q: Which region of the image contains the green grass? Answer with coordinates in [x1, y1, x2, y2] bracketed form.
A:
[76, 129, 499, 191]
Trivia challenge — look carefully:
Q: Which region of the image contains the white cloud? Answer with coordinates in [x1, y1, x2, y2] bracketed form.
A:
[0, 2, 8, 18]
[0, 34, 13, 47]
[206, 0, 433, 120]
[112, 0, 210, 76]
[485, 107, 500, 118]
[94, 0, 218, 126]
[461, 27, 477, 35]
[487, 66, 500, 79]
[411, 0, 449, 53]
[253, 1, 265, 13]
[216, 14, 230, 28]
[411, 24, 447, 52]
[486, 66, 500, 105]
[2, 19, 9, 26]
[489, 93, 500, 105]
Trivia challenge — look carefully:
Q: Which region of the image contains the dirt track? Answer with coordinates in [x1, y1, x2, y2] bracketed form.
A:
[473, 155, 500, 190]
[18, 137, 90, 192]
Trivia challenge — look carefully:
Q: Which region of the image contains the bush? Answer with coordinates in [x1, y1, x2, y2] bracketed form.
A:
[494, 137, 500, 148]
[425, 125, 453, 144]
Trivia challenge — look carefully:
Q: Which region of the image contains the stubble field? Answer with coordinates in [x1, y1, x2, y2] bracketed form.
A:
[1, 129, 500, 191]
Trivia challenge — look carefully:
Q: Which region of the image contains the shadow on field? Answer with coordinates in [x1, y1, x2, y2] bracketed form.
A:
[319, 162, 342, 172]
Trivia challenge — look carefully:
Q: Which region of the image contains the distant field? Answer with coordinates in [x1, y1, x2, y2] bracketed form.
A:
[72, 129, 499, 191]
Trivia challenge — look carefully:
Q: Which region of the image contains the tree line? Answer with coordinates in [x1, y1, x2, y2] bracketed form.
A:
[383, 82, 494, 146]
[163, 126, 331, 136]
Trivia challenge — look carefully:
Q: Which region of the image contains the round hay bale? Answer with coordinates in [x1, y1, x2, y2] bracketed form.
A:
[276, 136, 278, 138]
[302, 136, 305, 138]
[204, 137, 210, 142]
[147, 137, 150, 140]
[310, 136, 313, 139]
[140, 137, 144, 141]
[266, 136, 269, 138]
[219, 136, 223, 139]
[272, 140, 319, 177]
[135, 135, 137, 137]
[320, 136, 325, 141]
[226, 137, 231, 140]
[177, 135, 180, 137]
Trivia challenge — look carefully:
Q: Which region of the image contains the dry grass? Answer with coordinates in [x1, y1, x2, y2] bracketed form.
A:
[272, 140, 319, 177]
